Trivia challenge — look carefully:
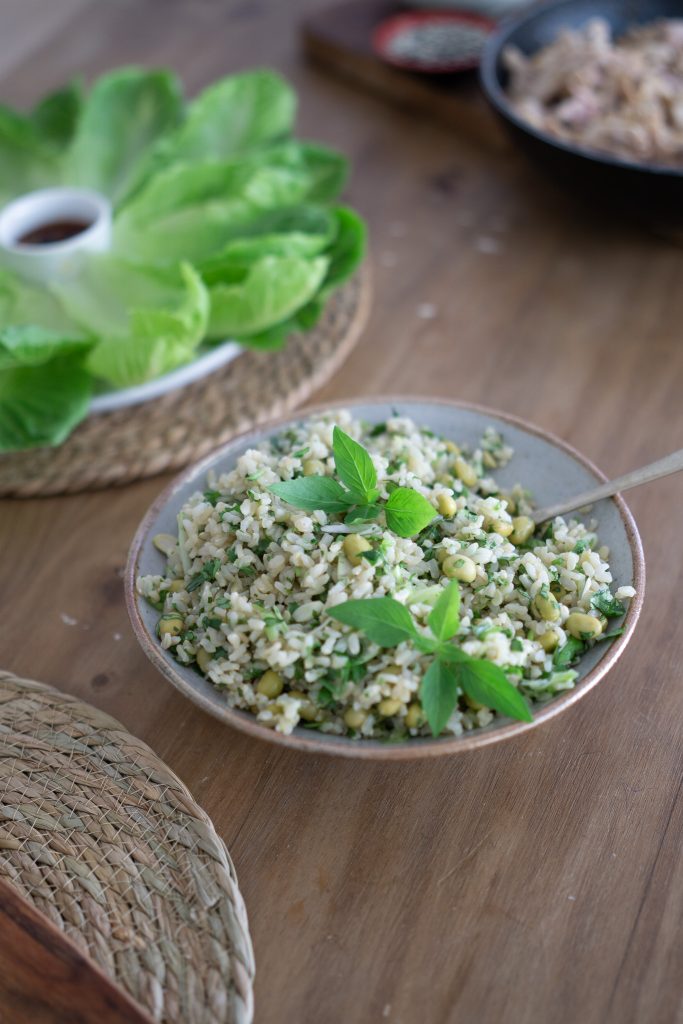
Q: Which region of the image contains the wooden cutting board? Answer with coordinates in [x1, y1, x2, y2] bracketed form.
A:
[301, 0, 498, 143]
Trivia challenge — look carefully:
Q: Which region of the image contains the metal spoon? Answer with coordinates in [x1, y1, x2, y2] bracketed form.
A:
[532, 448, 683, 525]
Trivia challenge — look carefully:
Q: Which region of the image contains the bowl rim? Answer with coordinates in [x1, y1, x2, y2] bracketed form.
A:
[479, 0, 683, 179]
[125, 396, 645, 761]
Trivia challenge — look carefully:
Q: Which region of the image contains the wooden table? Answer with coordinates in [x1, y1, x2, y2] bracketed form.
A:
[1, 2, 682, 1022]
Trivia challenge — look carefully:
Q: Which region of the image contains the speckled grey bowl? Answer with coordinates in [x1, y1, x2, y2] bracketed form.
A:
[126, 398, 644, 760]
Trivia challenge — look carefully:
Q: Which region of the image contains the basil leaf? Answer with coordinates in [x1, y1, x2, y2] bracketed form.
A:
[456, 659, 533, 723]
[420, 659, 459, 737]
[591, 588, 626, 619]
[328, 597, 418, 647]
[428, 582, 461, 643]
[384, 487, 437, 538]
[344, 504, 381, 525]
[435, 644, 470, 663]
[269, 476, 352, 513]
[553, 636, 585, 669]
[332, 426, 377, 501]
[414, 634, 440, 655]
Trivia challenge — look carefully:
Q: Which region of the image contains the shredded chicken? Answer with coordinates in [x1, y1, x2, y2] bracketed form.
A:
[504, 18, 683, 167]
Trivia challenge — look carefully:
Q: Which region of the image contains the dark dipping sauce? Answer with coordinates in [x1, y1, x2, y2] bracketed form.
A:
[17, 218, 91, 246]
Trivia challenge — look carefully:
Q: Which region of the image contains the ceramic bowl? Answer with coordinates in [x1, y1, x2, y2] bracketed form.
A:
[479, 0, 683, 232]
[126, 398, 644, 760]
[0, 187, 112, 285]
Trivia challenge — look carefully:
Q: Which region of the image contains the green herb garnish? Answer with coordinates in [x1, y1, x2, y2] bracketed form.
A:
[186, 557, 220, 592]
[328, 582, 532, 736]
[553, 636, 584, 669]
[269, 426, 436, 538]
[602, 628, 625, 640]
[359, 548, 382, 565]
[591, 588, 626, 619]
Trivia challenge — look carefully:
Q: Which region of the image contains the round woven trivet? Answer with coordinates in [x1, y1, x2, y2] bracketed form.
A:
[0, 267, 371, 498]
[0, 671, 255, 1024]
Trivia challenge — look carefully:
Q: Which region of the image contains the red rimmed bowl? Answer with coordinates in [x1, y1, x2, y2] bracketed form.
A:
[373, 11, 496, 74]
[126, 398, 644, 761]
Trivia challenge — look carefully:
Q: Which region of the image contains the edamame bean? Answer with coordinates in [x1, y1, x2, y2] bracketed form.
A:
[443, 554, 477, 583]
[510, 516, 535, 546]
[488, 519, 513, 537]
[289, 691, 318, 721]
[539, 631, 558, 653]
[257, 670, 284, 698]
[566, 613, 603, 640]
[196, 647, 212, 672]
[344, 708, 367, 729]
[343, 533, 372, 566]
[378, 698, 402, 717]
[532, 592, 561, 622]
[153, 533, 177, 556]
[158, 614, 183, 637]
[454, 457, 477, 488]
[405, 703, 424, 729]
[436, 493, 457, 518]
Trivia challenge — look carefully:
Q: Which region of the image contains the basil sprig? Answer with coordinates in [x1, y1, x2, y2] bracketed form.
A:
[328, 582, 533, 736]
[269, 426, 436, 538]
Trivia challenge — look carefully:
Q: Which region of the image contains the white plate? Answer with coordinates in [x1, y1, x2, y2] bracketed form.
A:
[90, 340, 242, 414]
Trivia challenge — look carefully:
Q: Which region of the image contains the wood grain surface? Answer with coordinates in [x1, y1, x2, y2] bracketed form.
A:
[0, 877, 154, 1024]
[1, 1, 682, 1022]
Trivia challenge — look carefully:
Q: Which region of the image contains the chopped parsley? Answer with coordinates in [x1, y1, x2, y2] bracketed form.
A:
[591, 588, 626, 619]
[187, 558, 220, 592]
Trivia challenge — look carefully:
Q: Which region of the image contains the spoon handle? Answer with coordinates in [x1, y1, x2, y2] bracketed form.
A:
[532, 447, 683, 525]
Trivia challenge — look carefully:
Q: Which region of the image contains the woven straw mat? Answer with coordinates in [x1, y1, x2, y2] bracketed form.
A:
[0, 671, 255, 1024]
[0, 267, 371, 498]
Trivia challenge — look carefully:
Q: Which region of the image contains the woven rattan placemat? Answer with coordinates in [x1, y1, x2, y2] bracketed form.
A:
[0, 671, 254, 1024]
[0, 267, 371, 498]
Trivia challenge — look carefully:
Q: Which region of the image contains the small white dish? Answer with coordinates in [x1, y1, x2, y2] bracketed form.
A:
[0, 187, 111, 284]
[90, 340, 242, 414]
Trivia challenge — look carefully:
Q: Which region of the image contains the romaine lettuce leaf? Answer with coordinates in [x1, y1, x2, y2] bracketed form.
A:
[320, 206, 367, 291]
[135, 70, 296, 182]
[0, 354, 91, 451]
[31, 80, 83, 150]
[0, 270, 92, 373]
[0, 325, 91, 371]
[82, 262, 209, 387]
[0, 106, 60, 204]
[64, 68, 183, 204]
[207, 254, 328, 338]
[198, 208, 337, 282]
[113, 143, 348, 262]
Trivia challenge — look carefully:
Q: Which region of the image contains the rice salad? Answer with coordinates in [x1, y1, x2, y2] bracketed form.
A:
[138, 411, 635, 741]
